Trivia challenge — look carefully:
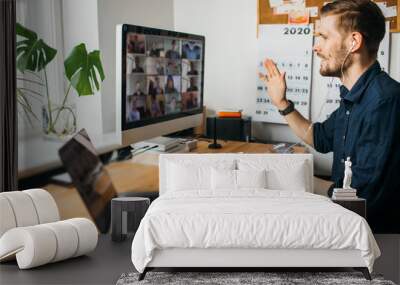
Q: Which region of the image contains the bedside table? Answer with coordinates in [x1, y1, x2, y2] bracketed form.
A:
[332, 198, 366, 218]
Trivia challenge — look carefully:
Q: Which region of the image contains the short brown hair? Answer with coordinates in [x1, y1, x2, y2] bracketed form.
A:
[321, 0, 385, 57]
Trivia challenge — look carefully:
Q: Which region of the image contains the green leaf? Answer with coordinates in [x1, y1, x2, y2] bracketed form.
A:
[64, 43, 105, 96]
[16, 23, 57, 73]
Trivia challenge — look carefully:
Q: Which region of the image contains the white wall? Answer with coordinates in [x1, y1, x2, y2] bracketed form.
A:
[97, 0, 175, 133]
[174, 0, 257, 118]
[62, 0, 103, 136]
[174, 0, 400, 175]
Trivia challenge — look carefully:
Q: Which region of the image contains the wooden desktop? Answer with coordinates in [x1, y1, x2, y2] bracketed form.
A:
[45, 140, 307, 221]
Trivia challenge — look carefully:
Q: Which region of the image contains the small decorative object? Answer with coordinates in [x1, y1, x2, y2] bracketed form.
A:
[343, 157, 353, 189]
[16, 23, 105, 140]
[332, 157, 358, 200]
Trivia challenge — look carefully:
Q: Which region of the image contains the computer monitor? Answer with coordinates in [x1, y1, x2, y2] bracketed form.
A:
[116, 24, 205, 146]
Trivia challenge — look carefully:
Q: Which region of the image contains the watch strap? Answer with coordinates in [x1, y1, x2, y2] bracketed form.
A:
[278, 100, 295, 116]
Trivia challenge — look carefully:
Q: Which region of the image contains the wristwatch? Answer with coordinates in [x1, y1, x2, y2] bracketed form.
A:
[278, 100, 295, 116]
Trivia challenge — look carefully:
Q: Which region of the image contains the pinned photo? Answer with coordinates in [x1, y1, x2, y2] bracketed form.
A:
[288, 8, 310, 24]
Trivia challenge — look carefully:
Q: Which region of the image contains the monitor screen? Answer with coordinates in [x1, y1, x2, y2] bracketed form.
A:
[119, 24, 205, 132]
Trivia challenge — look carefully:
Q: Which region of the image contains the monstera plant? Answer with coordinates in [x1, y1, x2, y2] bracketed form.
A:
[16, 23, 105, 137]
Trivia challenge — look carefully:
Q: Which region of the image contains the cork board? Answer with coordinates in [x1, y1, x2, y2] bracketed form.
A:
[258, 0, 400, 32]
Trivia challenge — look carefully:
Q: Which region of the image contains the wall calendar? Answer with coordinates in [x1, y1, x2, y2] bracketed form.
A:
[255, 24, 314, 124]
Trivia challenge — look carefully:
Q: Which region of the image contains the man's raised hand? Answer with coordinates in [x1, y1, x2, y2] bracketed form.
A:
[258, 59, 288, 110]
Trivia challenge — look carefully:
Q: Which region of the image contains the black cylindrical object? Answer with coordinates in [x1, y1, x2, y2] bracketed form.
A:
[111, 197, 150, 242]
[208, 116, 222, 149]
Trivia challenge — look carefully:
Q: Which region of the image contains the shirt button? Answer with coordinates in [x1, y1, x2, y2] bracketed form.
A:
[343, 135, 346, 140]
[346, 111, 350, 115]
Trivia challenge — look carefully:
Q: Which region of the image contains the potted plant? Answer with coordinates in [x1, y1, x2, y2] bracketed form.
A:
[16, 23, 105, 139]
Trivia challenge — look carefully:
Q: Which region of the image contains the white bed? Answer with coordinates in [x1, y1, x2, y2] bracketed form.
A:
[131, 154, 380, 280]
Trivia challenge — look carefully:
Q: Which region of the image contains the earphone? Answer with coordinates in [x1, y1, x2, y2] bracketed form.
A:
[340, 40, 356, 81]
[350, 40, 355, 51]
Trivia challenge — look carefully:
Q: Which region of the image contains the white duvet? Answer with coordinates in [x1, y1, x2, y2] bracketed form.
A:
[131, 190, 380, 273]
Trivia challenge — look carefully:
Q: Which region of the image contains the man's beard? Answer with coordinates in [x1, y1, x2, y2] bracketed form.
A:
[318, 46, 351, 78]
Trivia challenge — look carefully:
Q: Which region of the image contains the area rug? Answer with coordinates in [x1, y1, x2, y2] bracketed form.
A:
[116, 271, 396, 285]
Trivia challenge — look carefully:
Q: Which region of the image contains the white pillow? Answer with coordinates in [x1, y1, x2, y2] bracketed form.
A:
[238, 159, 309, 192]
[266, 162, 308, 191]
[211, 169, 267, 190]
[237, 169, 267, 188]
[211, 168, 236, 190]
[167, 160, 235, 191]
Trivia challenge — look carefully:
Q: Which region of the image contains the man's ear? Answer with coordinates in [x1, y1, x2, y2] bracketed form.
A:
[350, 32, 363, 52]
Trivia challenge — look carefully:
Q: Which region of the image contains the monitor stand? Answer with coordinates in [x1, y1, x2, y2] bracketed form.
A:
[208, 117, 222, 149]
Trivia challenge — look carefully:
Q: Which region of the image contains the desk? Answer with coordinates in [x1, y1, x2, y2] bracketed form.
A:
[45, 140, 307, 220]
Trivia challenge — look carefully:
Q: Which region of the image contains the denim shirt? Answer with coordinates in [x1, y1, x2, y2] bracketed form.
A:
[313, 61, 400, 233]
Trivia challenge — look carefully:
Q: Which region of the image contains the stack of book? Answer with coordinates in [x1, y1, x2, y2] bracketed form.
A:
[332, 188, 358, 200]
[217, 108, 242, 118]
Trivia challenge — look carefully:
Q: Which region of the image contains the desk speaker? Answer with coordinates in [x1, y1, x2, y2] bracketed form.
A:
[206, 116, 251, 142]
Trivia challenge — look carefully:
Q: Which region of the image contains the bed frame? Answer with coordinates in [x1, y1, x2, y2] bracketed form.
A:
[137, 154, 372, 281]
[138, 248, 371, 280]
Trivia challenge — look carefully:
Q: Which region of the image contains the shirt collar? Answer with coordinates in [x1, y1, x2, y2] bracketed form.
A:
[340, 61, 382, 103]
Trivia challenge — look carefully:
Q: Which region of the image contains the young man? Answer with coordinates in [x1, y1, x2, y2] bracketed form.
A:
[259, 0, 400, 233]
